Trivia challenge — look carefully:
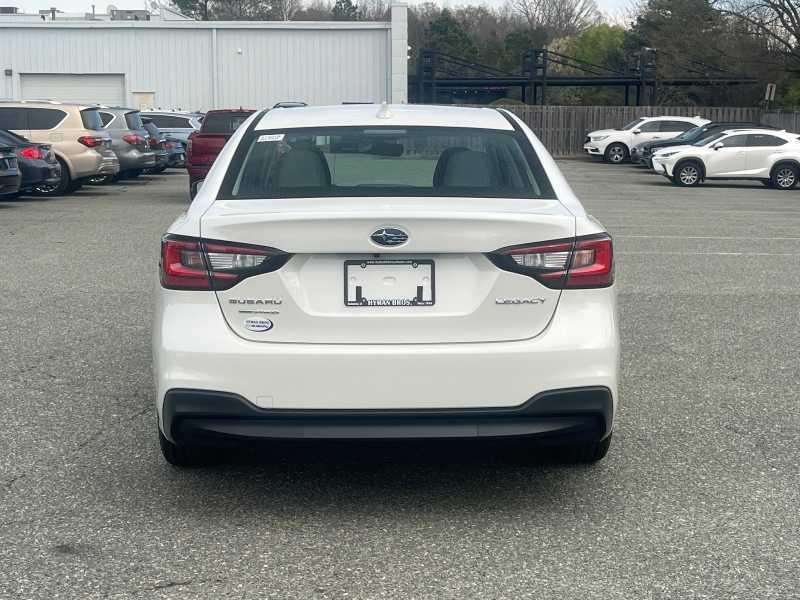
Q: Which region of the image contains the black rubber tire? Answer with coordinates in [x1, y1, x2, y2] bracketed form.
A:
[761, 180, 773, 188]
[87, 174, 115, 185]
[150, 165, 167, 174]
[604, 143, 628, 164]
[554, 434, 612, 464]
[33, 157, 71, 197]
[65, 179, 83, 193]
[158, 429, 214, 467]
[672, 160, 702, 187]
[770, 163, 799, 190]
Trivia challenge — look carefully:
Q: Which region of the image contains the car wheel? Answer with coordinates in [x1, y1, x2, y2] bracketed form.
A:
[770, 164, 798, 190]
[65, 179, 83, 193]
[604, 143, 628, 164]
[33, 157, 71, 196]
[554, 435, 612, 463]
[158, 429, 214, 467]
[673, 161, 702, 187]
[87, 174, 114, 185]
[761, 180, 773, 188]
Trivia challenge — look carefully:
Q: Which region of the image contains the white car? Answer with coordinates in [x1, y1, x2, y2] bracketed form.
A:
[651, 128, 800, 188]
[584, 116, 709, 164]
[154, 104, 619, 466]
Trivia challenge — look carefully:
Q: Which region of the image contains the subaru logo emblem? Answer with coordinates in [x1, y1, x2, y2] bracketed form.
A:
[370, 227, 408, 247]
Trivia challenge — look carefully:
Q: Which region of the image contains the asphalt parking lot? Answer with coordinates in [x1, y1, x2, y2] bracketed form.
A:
[1, 162, 799, 599]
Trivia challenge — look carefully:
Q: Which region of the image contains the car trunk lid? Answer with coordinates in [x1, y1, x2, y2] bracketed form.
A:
[200, 196, 575, 344]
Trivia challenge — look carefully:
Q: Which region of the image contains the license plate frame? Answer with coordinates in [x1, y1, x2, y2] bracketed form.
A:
[344, 259, 435, 307]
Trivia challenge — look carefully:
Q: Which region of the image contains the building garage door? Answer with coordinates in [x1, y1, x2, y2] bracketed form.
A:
[20, 74, 125, 106]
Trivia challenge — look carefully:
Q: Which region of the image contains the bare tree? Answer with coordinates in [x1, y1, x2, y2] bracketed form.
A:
[714, 0, 800, 67]
[271, 0, 300, 20]
[511, 0, 601, 38]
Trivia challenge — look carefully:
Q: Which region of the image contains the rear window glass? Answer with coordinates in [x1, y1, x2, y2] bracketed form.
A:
[99, 111, 115, 127]
[125, 111, 144, 130]
[81, 109, 104, 131]
[202, 112, 253, 134]
[0, 107, 27, 130]
[221, 126, 554, 200]
[28, 108, 66, 130]
[148, 114, 192, 128]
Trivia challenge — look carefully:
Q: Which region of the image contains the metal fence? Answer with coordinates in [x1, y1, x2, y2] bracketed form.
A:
[488, 105, 800, 157]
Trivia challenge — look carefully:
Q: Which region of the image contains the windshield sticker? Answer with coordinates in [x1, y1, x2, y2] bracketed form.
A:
[257, 134, 285, 143]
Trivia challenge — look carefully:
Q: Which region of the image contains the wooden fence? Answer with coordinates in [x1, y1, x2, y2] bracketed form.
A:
[485, 105, 799, 157]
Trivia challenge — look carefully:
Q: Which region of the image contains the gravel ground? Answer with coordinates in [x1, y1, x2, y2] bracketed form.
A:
[1, 162, 798, 599]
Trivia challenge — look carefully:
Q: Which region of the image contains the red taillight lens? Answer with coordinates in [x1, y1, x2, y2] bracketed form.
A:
[18, 146, 44, 160]
[165, 142, 174, 149]
[78, 136, 102, 148]
[490, 233, 613, 289]
[160, 235, 289, 291]
[123, 134, 143, 145]
[566, 235, 613, 288]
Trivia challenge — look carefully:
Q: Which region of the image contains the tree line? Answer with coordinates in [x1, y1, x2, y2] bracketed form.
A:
[172, 0, 800, 107]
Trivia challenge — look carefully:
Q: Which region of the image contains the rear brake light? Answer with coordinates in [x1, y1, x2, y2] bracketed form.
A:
[123, 134, 143, 145]
[18, 146, 44, 160]
[78, 136, 102, 148]
[160, 235, 290, 291]
[489, 234, 613, 289]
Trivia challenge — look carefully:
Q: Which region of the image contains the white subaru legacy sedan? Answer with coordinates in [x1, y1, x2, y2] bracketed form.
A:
[154, 104, 619, 466]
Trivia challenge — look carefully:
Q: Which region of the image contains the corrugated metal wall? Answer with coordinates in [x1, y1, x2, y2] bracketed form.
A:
[0, 21, 397, 110]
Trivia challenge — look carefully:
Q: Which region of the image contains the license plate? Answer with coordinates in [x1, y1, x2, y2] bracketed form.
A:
[345, 259, 435, 307]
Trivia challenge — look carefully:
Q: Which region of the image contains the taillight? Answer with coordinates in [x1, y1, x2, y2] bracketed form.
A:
[160, 235, 290, 291]
[186, 137, 193, 154]
[148, 137, 158, 148]
[164, 142, 174, 149]
[489, 233, 613, 289]
[123, 134, 143, 145]
[18, 146, 44, 160]
[78, 136, 103, 148]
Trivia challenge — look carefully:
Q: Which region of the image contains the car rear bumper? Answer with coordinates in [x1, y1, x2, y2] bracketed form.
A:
[163, 386, 613, 444]
[118, 148, 157, 171]
[154, 287, 619, 439]
[20, 161, 61, 187]
[0, 172, 21, 195]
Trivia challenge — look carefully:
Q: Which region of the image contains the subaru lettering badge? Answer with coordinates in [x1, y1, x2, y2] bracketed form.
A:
[370, 227, 408, 247]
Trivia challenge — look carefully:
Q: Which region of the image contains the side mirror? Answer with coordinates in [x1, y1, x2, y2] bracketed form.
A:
[190, 179, 204, 200]
[712, 142, 724, 150]
[632, 129, 641, 135]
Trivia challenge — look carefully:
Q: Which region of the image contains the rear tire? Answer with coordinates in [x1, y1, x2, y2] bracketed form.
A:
[672, 160, 702, 187]
[770, 164, 798, 190]
[158, 429, 214, 467]
[604, 143, 628, 164]
[33, 157, 71, 197]
[554, 434, 612, 464]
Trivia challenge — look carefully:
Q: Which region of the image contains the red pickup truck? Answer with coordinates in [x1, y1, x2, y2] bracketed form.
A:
[186, 108, 255, 197]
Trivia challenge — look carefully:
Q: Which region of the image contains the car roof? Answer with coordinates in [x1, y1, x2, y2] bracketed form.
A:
[0, 100, 93, 110]
[717, 128, 790, 135]
[642, 115, 707, 122]
[255, 104, 514, 131]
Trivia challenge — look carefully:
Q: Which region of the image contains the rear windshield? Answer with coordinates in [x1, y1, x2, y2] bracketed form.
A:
[202, 111, 253, 134]
[125, 111, 144, 130]
[221, 126, 554, 200]
[80, 109, 104, 131]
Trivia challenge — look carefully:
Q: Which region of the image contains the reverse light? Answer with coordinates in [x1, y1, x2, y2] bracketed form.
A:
[160, 235, 290, 291]
[18, 146, 44, 160]
[490, 234, 613, 289]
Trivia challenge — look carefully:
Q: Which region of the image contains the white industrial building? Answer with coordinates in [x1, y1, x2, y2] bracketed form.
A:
[0, 5, 407, 110]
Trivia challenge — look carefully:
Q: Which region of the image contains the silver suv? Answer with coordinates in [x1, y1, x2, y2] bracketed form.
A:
[98, 107, 156, 179]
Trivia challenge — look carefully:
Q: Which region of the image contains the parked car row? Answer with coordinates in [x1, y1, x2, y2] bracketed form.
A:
[585, 116, 800, 190]
[0, 101, 201, 199]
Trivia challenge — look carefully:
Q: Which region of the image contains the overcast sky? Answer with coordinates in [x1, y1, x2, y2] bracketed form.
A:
[13, 0, 631, 17]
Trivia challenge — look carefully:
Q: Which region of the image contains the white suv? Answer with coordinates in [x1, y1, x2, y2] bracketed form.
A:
[584, 116, 709, 164]
[652, 129, 800, 188]
[154, 104, 619, 466]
